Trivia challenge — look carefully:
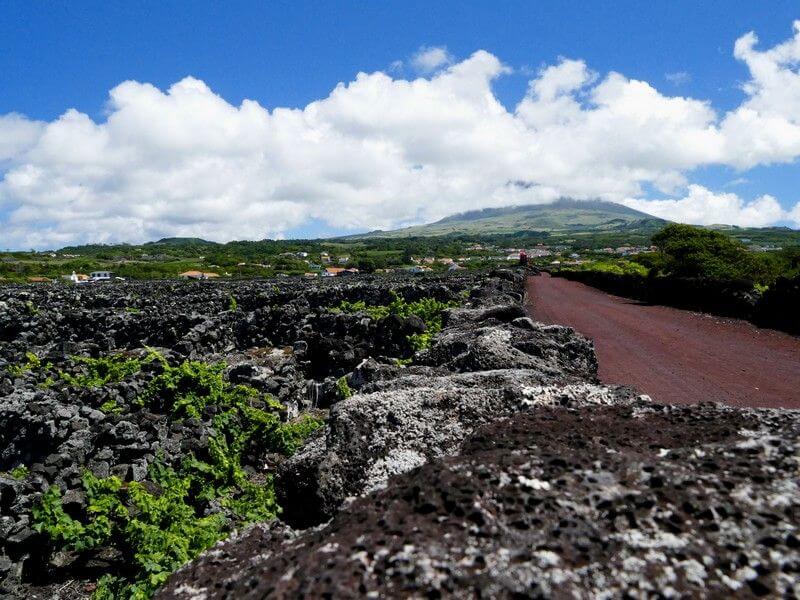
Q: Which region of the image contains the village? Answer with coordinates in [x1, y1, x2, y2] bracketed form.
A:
[0, 242, 665, 284]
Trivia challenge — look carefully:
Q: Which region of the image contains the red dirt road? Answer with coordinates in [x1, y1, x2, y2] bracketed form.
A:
[525, 274, 800, 409]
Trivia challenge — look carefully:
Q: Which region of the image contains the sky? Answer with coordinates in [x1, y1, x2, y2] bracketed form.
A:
[2, 1, 800, 249]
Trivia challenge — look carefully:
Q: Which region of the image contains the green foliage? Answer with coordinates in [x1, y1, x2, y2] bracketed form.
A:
[330, 299, 389, 320]
[138, 353, 252, 419]
[6, 351, 48, 377]
[9, 465, 29, 479]
[228, 295, 238, 311]
[651, 224, 759, 281]
[34, 469, 226, 599]
[100, 398, 122, 414]
[124, 307, 141, 314]
[60, 353, 149, 388]
[33, 352, 324, 599]
[32, 485, 95, 550]
[4, 216, 800, 284]
[408, 332, 433, 352]
[273, 414, 324, 456]
[611, 224, 800, 286]
[563, 259, 648, 277]
[332, 292, 458, 354]
[25, 300, 39, 316]
[336, 376, 353, 399]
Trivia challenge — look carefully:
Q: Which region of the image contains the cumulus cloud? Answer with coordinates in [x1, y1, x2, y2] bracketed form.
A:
[411, 46, 453, 73]
[719, 21, 800, 167]
[620, 185, 789, 227]
[0, 114, 45, 162]
[2, 23, 800, 248]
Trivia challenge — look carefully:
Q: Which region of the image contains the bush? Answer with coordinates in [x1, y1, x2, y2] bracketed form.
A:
[336, 376, 353, 400]
[753, 275, 800, 334]
[331, 292, 459, 352]
[562, 259, 648, 277]
[651, 224, 758, 282]
[60, 353, 149, 388]
[6, 351, 47, 378]
[33, 352, 324, 599]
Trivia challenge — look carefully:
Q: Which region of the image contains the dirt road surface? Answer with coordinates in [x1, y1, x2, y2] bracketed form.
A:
[525, 273, 800, 408]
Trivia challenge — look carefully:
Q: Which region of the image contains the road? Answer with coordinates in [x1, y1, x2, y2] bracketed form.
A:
[525, 273, 800, 409]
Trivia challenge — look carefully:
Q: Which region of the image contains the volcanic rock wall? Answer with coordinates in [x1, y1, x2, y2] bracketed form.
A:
[158, 270, 800, 598]
[0, 272, 482, 597]
[1, 270, 798, 598]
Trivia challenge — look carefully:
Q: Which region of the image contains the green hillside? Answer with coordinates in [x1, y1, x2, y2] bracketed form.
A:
[352, 199, 669, 238]
[146, 237, 218, 246]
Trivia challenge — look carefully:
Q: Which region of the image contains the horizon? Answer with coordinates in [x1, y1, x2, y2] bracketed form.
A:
[2, 2, 800, 249]
[18, 198, 798, 253]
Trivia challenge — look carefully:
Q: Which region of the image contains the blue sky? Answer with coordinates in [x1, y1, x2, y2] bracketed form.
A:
[3, 1, 798, 120]
[2, 1, 800, 248]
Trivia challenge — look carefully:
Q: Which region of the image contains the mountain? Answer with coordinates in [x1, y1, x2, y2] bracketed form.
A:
[351, 199, 669, 238]
[146, 237, 218, 246]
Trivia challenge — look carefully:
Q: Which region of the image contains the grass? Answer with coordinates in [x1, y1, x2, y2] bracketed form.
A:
[561, 259, 648, 277]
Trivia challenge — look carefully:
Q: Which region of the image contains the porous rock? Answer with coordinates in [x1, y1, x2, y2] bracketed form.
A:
[160, 401, 800, 599]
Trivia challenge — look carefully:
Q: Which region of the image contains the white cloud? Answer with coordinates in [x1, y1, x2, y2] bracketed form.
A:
[719, 20, 800, 168]
[3, 24, 800, 248]
[411, 46, 453, 73]
[0, 113, 45, 161]
[621, 185, 789, 227]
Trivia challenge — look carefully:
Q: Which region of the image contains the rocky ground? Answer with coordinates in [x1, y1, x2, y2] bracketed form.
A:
[0, 272, 486, 597]
[160, 401, 800, 598]
[1, 269, 798, 598]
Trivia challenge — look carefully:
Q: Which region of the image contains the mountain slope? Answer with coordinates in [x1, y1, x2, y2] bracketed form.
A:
[352, 199, 669, 238]
[146, 237, 218, 246]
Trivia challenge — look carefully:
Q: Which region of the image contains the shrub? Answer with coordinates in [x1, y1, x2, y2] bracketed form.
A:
[331, 292, 459, 352]
[6, 351, 47, 377]
[651, 224, 758, 281]
[33, 352, 324, 599]
[60, 353, 150, 388]
[336, 376, 353, 399]
[10, 465, 29, 480]
[561, 259, 647, 277]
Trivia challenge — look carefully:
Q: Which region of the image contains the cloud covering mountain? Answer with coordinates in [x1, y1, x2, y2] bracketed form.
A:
[2, 22, 800, 248]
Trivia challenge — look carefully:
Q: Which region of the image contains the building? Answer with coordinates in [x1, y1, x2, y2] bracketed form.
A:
[322, 267, 359, 277]
[320, 252, 331, 264]
[63, 272, 90, 284]
[528, 248, 552, 258]
[90, 271, 113, 281]
[179, 271, 220, 280]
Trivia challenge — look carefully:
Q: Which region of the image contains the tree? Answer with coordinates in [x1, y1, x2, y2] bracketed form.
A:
[650, 224, 757, 282]
[357, 258, 377, 273]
